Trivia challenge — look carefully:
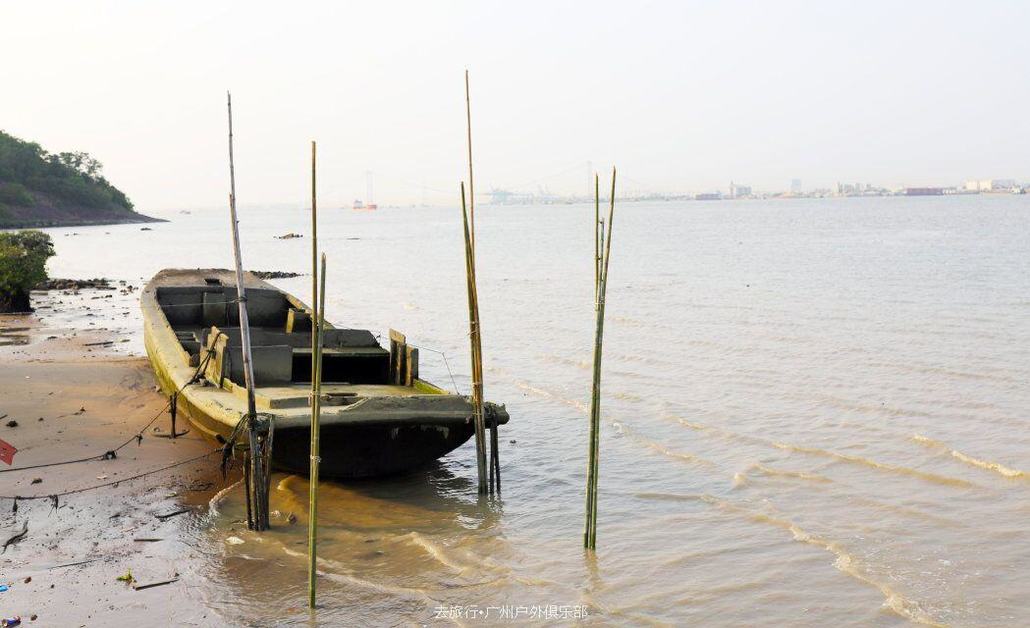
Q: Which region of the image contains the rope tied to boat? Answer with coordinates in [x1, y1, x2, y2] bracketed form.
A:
[0, 346, 216, 475]
[1, 449, 222, 507]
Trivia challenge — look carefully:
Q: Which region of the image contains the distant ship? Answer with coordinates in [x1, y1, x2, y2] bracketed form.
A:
[353, 170, 378, 210]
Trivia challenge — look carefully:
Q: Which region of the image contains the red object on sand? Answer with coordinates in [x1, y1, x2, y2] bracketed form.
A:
[0, 438, 16, 465]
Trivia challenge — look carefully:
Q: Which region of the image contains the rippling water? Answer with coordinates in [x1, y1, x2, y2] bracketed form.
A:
[40, 195, 1030, 625]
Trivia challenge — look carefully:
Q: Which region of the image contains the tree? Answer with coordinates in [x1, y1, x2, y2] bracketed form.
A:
[0, 230, 55, 312]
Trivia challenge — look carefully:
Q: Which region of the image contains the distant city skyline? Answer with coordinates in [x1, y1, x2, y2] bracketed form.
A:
[2, 1, 1029, 210]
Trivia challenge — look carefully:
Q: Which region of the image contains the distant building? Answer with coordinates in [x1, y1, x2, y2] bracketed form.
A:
[728, 182, 752, 198]
[489, 189, 514, 204]
[695, 192, 722, 201]
[966, 179, 1018, 192]
[790, 179, 802, 194]
[903, 187, 944, 196]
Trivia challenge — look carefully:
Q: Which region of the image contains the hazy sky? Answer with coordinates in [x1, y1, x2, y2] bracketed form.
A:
[2, 1, 1028, 210]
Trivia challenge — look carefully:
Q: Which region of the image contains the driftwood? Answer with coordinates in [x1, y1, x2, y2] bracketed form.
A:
[2, 520, 28, 553]
[133, 577, 179, 591]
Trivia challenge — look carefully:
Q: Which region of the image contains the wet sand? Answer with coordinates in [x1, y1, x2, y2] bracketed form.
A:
[0, 303, 225, 625]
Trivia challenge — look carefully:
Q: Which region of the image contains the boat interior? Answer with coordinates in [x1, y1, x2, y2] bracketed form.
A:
[155, 283, 411, 392]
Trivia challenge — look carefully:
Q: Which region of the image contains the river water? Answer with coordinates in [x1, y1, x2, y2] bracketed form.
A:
[40, 194, 1030, 625]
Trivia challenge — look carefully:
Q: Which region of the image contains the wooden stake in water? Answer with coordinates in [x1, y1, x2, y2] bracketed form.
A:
[460, 183, 488, 494]
[226, 91, 270, 532]
[307, 140, 322, 608]
[308, 254, 326, 608]
[585, 167, 616, 551]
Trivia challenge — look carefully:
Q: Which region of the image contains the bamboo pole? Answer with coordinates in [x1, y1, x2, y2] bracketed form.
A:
[465, 70, 475, 252]
[308, 254, 326, 608]
[460, 183, 488, 494]
[585, 167, 616, 551]
[594, 173, 600, 304]
[307, 140, 322, 608]
[311, 141, 319, 375]
[226, 92, 269, 531]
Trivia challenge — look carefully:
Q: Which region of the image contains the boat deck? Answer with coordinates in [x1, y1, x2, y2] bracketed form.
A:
[255, 383, 423, 410]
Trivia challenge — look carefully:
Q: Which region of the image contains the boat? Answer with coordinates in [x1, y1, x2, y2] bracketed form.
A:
[141, 268, 508, 478]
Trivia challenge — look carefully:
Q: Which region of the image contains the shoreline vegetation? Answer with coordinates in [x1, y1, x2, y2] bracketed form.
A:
[0, 130, 159, 229]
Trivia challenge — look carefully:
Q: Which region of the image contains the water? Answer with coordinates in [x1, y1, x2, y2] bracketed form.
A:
[38, 195, 1030, 625]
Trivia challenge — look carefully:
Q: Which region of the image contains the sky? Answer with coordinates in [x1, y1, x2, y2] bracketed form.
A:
[1, 1, 1029, 210]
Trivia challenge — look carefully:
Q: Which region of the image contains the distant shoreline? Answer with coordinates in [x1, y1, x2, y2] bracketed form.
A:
[0, 213, 165, 230]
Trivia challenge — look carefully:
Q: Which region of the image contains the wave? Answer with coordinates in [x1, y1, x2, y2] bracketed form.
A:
[746, 463, 833, 484]
[911, 434, 1025, 479]
[663, 412, 972, 488]
[772, 441, 973, 488]
[613, 420, 714, 468]
[696, 495, 946, 627]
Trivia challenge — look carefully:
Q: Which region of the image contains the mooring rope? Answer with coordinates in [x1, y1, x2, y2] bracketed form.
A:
[1, 448, 222, 511]
[408, 343, 461, 394]
[0, 346, 216, 474]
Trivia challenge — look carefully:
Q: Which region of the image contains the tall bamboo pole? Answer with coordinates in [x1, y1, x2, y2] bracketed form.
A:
[460, 183, 488, 494]
[226, 92, 267, 531]
[585, 167, 616, 551]
[308, 254, 326, 608]
[465, 70, 475, 252]
[311, 141, 319, 374]
[307, 140, 322, 608]
[595, 174, 601, 304]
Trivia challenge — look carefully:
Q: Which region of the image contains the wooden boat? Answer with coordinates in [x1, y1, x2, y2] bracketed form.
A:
[141, 268, 508, 478]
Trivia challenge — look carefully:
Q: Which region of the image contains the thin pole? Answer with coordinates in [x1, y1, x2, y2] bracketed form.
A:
[308, 254, 326, 608]
[227, 93, 265, 531]
[307, 140, 320, 608]
[311, 141, 319, 374]
[465, 69, 475, 253]
[585, 167, 616, 551]
[460, 182, 488, 494]
[594, 173, 600, 304]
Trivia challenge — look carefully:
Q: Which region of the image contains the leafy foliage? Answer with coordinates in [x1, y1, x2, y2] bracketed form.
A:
[0, 182, 33, 206]
[0, 230, 55, 297]
[0, 130, 133, 211]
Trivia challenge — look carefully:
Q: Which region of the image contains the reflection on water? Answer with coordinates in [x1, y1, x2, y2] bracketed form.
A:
[38, 195, 1030, 625]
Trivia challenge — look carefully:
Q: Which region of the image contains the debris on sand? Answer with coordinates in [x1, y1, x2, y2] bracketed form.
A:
[275, 232, 302, 240]
[133, 578, 179, 591]
[155, 508, 190, 520]
[116, 570, 134, 584]
[2, 521, 28, 553]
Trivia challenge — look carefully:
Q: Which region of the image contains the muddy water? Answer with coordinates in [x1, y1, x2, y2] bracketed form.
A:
[38, 195, 1030, 625]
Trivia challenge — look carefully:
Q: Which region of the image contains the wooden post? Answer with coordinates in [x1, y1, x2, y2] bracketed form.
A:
[226, 92, 269, 531]
[405, 346, 419, 386]
[585, 167, 616, 550]
[389, 329, 407, 385]
[460, 183, 488, 494]
[308, 254, 326, 608]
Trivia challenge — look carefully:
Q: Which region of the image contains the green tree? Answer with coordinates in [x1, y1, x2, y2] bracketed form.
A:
[0, 130, 134, 214]
[0, 230, 54, 312]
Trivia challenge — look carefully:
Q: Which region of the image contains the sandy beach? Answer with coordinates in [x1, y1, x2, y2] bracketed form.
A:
[0, 289, 226, 626]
